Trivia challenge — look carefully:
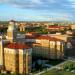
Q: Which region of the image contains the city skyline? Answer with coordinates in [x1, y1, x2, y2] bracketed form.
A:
[0, 0, 75, 21]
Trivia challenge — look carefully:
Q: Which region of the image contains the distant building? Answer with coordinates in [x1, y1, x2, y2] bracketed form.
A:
[71, 24, 75, 32]
[19, 23, 25, 32]
[47, 25, 69, 32]
[48, 26, 60, 31]
[48, 34, 72, 42]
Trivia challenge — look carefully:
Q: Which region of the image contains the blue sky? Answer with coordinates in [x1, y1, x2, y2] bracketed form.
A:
[0, 0, 75, 21]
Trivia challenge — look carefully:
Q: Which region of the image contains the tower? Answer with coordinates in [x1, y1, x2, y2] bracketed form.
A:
[7, 20, 17, 43]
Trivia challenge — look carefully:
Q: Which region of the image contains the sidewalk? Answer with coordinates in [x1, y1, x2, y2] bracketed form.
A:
[33, 59, 70, 75]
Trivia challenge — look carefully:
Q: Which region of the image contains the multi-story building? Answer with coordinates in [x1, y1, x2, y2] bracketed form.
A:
[4, 43, 32, 74]
[0, 20, 32, 74]
[33, 35, 65, 59]
[0, 36, 9, 68]
[25, 34, 65, 59]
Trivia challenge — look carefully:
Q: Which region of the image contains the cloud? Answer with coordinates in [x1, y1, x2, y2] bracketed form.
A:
[0, 0, 74, 21]
[0, 0, 58, 9]
[66, 0, 75, 8]
[0, 0, 73, 10]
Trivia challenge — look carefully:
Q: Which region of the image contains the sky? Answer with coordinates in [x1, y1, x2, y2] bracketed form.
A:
[0, 0, 75, 21]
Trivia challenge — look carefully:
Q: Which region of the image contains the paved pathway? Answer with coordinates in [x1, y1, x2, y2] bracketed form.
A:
[33, 59, 71, 75]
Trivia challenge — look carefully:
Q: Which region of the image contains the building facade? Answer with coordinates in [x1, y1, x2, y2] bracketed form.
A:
[32, 35, 64, 59]
[0, 20, 32, 74]
[4, 43, 32, 74]
[25, 35, 65, 59]
[7, 20, 17, 43]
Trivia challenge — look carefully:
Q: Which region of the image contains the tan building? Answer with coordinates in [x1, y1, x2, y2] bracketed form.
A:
[0, 20, 32, 74]
[19, 23, 25, 32]
[0, 37, 3, 66]
[71, 24, 75, 30]
[7, 20, 17, 43]
[32, 35, 64, 59]
[4, 43, 32, 74]
[25, 35, 65, 59]
[0, 36, 9, 68]
[49, 34, 72, 42]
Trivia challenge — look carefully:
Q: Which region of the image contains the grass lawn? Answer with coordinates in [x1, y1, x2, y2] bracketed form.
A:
[41, 60, 75, 75]
[41, 69, 75, 75]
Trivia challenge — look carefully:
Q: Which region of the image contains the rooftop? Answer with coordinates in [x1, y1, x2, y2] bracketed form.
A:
[26, 35, 63, 41]
[48, 26, 68, 29]
[37, 35, 62, 41]
[6, 43, 30, 49]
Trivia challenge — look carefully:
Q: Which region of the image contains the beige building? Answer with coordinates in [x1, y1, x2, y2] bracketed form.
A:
[32, 35, 64, 59]
[19, 23, 26, 32]
[25, 35, 65, 59]
[0, 36, 9, 68]
[4, 43, 32, 74]
[0, 20, 32, 74]
[0, 38, 3, 66]
[48, 34, 72, 42]
[71, 24, 75, 30]
[7, 20, 17, 43]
